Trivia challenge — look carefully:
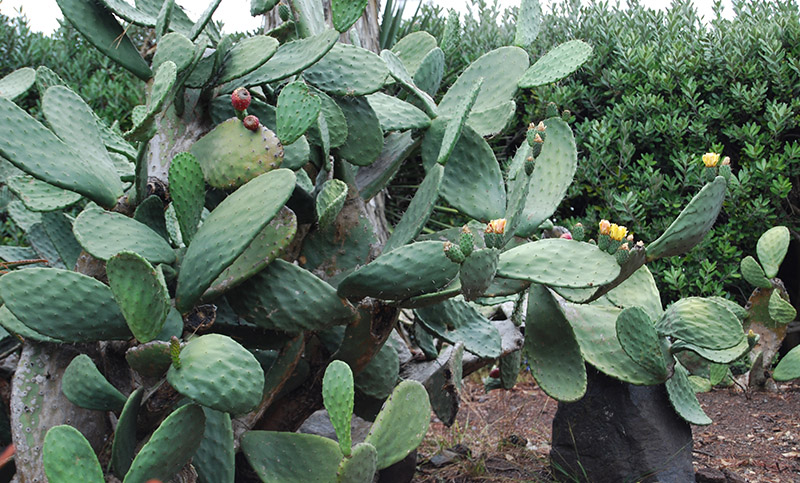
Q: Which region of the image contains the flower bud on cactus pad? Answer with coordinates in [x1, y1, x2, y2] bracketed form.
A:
[231, 87, 251, 112]
[484, 219, 506, 249]
[459, 226, 474, 258]
[615, 243, 630, 265]
[243, 115, 260, 132]
[444, 241, 466, 264]
[571, 223, 584, 241]
[524, 155, 535, 176]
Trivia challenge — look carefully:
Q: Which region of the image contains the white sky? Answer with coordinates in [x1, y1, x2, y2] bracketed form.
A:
[0, 0, 733, 35]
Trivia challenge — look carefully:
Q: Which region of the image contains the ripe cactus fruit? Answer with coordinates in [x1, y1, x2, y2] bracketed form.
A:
[243, 114, 260, 131]
[231, 86, 251, 112]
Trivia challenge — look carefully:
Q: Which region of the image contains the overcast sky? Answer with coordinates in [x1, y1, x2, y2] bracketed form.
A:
[0, 0, 733, 34]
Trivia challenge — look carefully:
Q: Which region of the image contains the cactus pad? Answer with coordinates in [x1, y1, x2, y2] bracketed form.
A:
[769, 288, 796, 324]
[62, 354, 127, 411]
[317, 179, 349, 230]
[519, 40, 592, 88]
[106, 251, 170, 343]
[381, 49, 438, 117]
[354, 340, 400, 399]
[665, 362, 711, 425]
[383, 163, 443, 254]
[514, 0, 542, 47]
[414, 47, 445, 97]
[335, 96, 384, 167]
[773, 345, 800, 381]
[367, 93, 431, 132]
[110, 388, 144, 478]
[332, 0, 369, 32]
[193, 407, 235, 483]
[242, 431, 343, 482]
[125, 340, 173, 378]
[152, 32, 195, 72]
[0, 304, 61, 342]
[391, 31, 437, 77]
[615, 307, 668, 382]
[218, 35, 279, 83]
[73, 208, 176, 263]
[323, 360, 355, 456]
[437, 79, 483, 166]
[277, 81, 321, 145]
[655, 297, 744, 350]
[605, 265, 663, 321]
[304, 44, 388, 96]
[6, 175, 81, 212]
[756, 225, 789, 278]
[415, 297, 501, 358]
[459, 248, 499, 301]
[241, 29, 339, 86]
[740, 255, 772, 288]
[337, 442, 377, 483]
[0, 67, 35, 101]
[168, 152, 205, 244]
[43, 425, 104, 483]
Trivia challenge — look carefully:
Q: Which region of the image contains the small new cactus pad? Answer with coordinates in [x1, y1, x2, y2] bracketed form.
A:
[364, 380, 431, 470]
[323, 360, 355, 456]
[277, 81, 321, 145]
[645, 177, 727, 261]
[228, 259, 354, 333]
[106, 251, 170, 343]
[110, 388, 144, 478]
[167, 152, 204, 244]
[740, 255, 773, 288]
[166, 334, 265, 413]
[665, 362, 711, 425]
[55, 0, 151, 80]
[203, 206, 297, 300]
[337, 241, 460, 301]
[756, 225, 789, 278]
[366, 93, 431, 132]
[497, 238, 620, 288]
[459, 248, 499, 301]
[335, 96, 384, 167]
[73, 208, 176, 264]
[382, 163, 443, 254]
[218, 36, 279, 84]
[240, 29, 339, 86]
[421, 119, 506, 222]
[514, 0, 542, 47]
[391, 31, 437, 78]
[176, 169, 295, 312]
[6, 175, 81, 213]
[415, 298, 502, 358]
[317, 179, 349, 230]
[0, 268, 130, 341]
[524, 284, 586, 401]
[519, 40, 592, 88]
[43, 425, 104, 483]
[773, 345, 800, 381]
[304, 44, 388, 96]
[190, 117, 284, 190]
[62, 354, 127, 411]
[124, 404, 206, 483]
[242, 431, 343, 483]
[337, 442, 378, 483]
[768, 289, 796, 324]
[615, 307, 668, 382]
[654, 297, 744, 350]
[193, 407, 235, 483]
[0, 67, 35, 100]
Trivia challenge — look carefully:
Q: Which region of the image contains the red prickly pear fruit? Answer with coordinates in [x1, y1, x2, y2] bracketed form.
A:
[231, 87, 251, 111]
[243, 115, 260, 132]
[489, 367, 500, 378]
[560, 232, 572, 240]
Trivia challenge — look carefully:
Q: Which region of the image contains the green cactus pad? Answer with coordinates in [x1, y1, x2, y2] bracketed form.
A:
[0, 304, 62, 342]
[193, 407, 235, 483]
[421, 119, 505, 222]
[152, 32, 195, 72]
[167, 334, 264, 413]
[337, 442, 377, 483]
[482, 276, 530, 298]
[242, 431, 343, 483]
[228, 259, 355, 333]
[338, 241, 460, 300]
[769, 288, 796, 324]
[421, 342, 463, 424]
[203, 206, 296, 300]
[605, 265, 663, 321]
[110, 388, 144, 478]
[0, 268, 130, 341]
[106, 251, 170, 343]
[317, 179, 349, 230]
[391, 31, 437, 78]
[665, 362, 711, 425]
[124, 404, 206, 483]
[0, 96, 122, 208]
[415, 297, 501, 358]
[240, 29, 338, 86]
[56, 0, 152, 80]
[615, 307, 668, 382]
[125, 60, 177, 141]
[380, 49, 438, 117]
[366, 92, 431, 131]
[500, 349, 522, 390]
[43, 425, 104, 483]
[304, 44, 388, 96]
[6, 175, 81, 212]
[439, 46, 529, 120]
[413, 47, 445, 97]
[98, 0, 156, 25]
[773, 345, 800, 381]
[218, 35, 279, 83]
[323, 360, 355, 455]
[519, 40, 592, 88]
[34, 65, 65, 98]
[562, 302, 664, 385]
[73, 208, 175, 263]
[513, 118, 578, 236]
[62, 354, 127, 412]
[27, 222, 64, 268]
[251, 0, 280, 15]
[655, 297, 744, 350]
[354, 340, 400, 399]
[356, 131, 415, 201]
[524, 284, 586, 401]
[332, 0, 369, 31]
[176, 169, 295, 312]
[459, 248, 499, 301]
[0, 67, 35, 101]
[125, 340, 173, 378]
[468, 100, 516, 137]
[437, 79, 483, 166]
[671, 338, 749, 364]
[756, 226, 790, 278]
[514, 0, 542, 47]
[364, 380, 431, 470]
[383, 164, 443, 254]
[740, 255, 772, 288]
[497, 238, 620, 288]
[334, 96, 384, 167]
[168, 152, 204, 244]
[133, 196, 169, 242]
[503, 143, 533, 238]
[191, 117, 284, 190]
[645, 177, 727, 261]
[277, 81, 321, 145]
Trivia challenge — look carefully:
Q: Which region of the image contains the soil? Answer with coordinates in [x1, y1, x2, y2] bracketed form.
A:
[415, 372, 800, 482]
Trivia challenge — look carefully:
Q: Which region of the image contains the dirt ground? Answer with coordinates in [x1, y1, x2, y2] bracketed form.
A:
[415, 372, 800, 482]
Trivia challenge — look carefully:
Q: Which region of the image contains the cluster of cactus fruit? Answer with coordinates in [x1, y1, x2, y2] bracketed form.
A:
[0, 0, 761, 480]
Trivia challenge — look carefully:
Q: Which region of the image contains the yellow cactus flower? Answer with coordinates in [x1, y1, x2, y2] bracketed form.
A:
[598, 219, 611, 235]
[609, 224, 628, 241]
[486, 218, 507, 234]
[702, 152, 720, 167]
